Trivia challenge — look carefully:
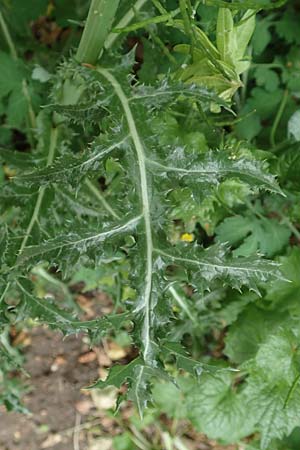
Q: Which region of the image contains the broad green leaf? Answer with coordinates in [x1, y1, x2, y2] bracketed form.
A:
[275, 8, 300, 44]
[264, 248, 300, 313]
[217, 8, 235, 66]
[188, 372, 255, 443]
[224, 305, 287, 364]
[245, 377, 300, 449]
[254, 67, 280, 92]
[255, 329, 300, 384]
[216, 214, 290, 257]
[152, 378, 192, 419]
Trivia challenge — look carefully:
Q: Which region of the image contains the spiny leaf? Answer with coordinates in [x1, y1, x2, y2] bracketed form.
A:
[161, 342, 236, 375]
[155, 244, 286, 295]
[14, 135, 129, 186]
[17, 278, 126, 336]
[90, 356, 144, 389]
[129, 79, 228, 110]
[17, 215, 141, 268]
[45, 100, 108, 125]
[0, 148, 43, 169]
[200, 0, 287, 10]
[146, 151, 283, 195]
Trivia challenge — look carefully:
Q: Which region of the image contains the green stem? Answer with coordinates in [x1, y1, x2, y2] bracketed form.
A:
[0, 9, 18, 60]
[151, 0, 168, 15]
[179, 0, 195, 60]
[270, 89, 289, 148]
[76, 0, 120, 64]
[22, 79, 37, 129]
[196, 0, 286, 9]
[0, 283, 10, 305]
[113, 9, 179, 33]
[84, 178, 120, 220]
[105, 0, 148, 49]
[280, 216, 300, 241]
[18, 127, 58, 255]
[169, 286, 197, 324]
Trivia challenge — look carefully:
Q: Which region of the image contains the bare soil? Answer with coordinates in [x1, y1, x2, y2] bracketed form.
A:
[0, 327, 100, 450]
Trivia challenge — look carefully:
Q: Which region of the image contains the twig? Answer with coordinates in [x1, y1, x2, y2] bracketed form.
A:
[270, 89, 289, 148]
[73, 411, 81, 450]
[0, 9, 18, 60]
[84, 178, 120, 220]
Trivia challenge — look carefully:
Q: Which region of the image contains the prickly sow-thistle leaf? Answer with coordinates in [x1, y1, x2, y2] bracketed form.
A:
[0, 148, 43, 170]
[161, 342, 234, 375]
[90, 356, 143, 390]
[16, 278, 126, 337]
[147, 150, 283, 195]
[90, 357, 167, 417]
[17, 215, 141, 269]
[155, 243, 285, 294]
[14, 134, 129, 187]
[45, 99, 109, 126]
[129, 79, 228, 111]
[4, 53, 286, 415]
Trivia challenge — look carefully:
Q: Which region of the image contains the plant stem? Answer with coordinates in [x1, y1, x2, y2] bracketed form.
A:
[169, 285, 197, 324]
[22, 79, 37, 129]
[0, 283, 10, 305]
[18, 127, 58, 255]
[279, 216, 300, 241]
[105, 0, 148, 49]
[84, 178, 120, 220]
[270, 89, 289, 148]
[76, 0, 120, 64]
[0, 9, 18, 60]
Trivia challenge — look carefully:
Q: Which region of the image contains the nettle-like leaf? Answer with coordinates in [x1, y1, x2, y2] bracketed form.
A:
[1, 55, 285, 413]
[216, 213, 290, 257]
[188, 371, 255, 443]
[242, 329, 300, 448]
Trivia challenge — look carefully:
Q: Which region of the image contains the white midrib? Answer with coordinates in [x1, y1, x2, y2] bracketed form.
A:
[135, 365, 145, 417]
[155, 248, 279, 276]
[21, 216, 142, 258]
[97, 68, 153, 363]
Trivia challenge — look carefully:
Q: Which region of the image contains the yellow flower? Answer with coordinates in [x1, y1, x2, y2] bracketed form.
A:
[180, 233, 194, 243]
